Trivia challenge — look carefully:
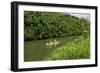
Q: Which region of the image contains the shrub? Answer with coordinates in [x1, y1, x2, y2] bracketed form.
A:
[48, 36, 90, 60]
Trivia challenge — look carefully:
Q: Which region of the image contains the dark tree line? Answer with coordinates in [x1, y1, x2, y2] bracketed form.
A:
[24, 11, 90, 41]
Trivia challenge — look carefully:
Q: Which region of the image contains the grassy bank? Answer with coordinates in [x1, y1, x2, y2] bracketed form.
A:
[48, 36, 90, 60]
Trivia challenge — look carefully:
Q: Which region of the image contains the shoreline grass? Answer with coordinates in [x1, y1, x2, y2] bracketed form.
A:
[48, 36, 90, 60]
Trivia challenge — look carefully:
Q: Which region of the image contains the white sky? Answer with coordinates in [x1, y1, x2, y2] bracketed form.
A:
[69, 13, 90, 20]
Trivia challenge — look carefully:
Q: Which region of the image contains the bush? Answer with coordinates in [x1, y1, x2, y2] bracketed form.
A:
[48, 36, 90, 60]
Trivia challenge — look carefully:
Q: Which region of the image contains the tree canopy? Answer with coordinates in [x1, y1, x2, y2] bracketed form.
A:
[24, 11, 90, 41]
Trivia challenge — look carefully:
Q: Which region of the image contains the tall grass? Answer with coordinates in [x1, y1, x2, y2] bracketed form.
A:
[48, 36, 90, 60]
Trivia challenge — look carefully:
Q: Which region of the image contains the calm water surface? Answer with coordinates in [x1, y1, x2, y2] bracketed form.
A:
[24, 36, 77, 62]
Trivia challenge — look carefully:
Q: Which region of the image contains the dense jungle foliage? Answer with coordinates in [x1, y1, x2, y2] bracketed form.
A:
[24, 11, 90, 41]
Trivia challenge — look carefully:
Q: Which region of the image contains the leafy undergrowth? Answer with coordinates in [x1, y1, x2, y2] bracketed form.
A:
[48, 36, 90, 60]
